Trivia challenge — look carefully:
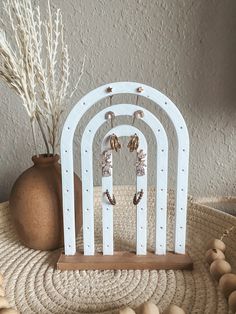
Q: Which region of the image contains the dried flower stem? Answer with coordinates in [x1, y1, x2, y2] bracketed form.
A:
[30, 118, 38, 157]
[35, 113, 50, 156]
[0, 0, 84, 156]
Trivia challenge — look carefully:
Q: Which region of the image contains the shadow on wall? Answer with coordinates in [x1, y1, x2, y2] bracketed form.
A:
[178, 1, 236, 197]
[194, 1, 236, 110]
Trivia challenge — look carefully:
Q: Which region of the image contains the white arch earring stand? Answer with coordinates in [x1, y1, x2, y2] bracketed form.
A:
[57, 82, 193, 271]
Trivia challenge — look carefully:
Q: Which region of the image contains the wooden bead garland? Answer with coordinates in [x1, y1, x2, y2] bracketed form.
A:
[119, 302, 186, 314]
[163, 304, 185, 314]
[119, 307, 136, 314]
[0, 309, 20, 314]
[0, 298, 9, 310]
[136, 302, 160, 314]
[206, 226, 236, 313]
[120, 303, 160, 314]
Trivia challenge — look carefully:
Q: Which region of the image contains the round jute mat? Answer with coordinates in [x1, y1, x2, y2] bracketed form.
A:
[0, 186, 236, 314]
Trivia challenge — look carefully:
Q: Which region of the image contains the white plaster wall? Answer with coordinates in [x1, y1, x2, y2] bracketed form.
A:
[0, 0, 235, 202]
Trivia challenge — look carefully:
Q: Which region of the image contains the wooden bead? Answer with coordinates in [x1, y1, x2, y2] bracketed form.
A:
[0, 309, 20, 314]
[205, 248, 225, 264]
[210, 260, 231, 281]
[119, 307, 135, 314]
[136, 302, 160, 314]
[228, 290, 236, 312]
[163, 304, 185, 314]
[219, 273, 236, 298]
[0, 297, 9, 309]
[0, 274, 3, 286]
[207, 239, 226, 252]
[0, 286, 5, 297]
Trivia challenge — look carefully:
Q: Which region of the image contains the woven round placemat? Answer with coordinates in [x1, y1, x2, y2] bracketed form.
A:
[0, 186, 236, 314]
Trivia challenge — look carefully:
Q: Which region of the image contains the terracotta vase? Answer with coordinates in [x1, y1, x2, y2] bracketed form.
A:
[9, 154, 82, 251]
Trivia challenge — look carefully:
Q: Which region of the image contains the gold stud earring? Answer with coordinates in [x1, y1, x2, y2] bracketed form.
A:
[110, 133, 121, 152]
[127, 133, 139, 152]
[137, 87, 144, 93]
[106, 87, 113, 93]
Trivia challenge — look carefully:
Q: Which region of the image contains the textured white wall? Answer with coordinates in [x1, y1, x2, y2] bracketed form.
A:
[0, 0, 236, 202]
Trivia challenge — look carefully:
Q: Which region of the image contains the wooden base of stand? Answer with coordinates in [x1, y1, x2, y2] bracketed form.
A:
[57, 251, 193, 271]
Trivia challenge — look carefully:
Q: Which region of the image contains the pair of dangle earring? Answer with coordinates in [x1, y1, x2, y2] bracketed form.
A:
[105, 188, 143, 206]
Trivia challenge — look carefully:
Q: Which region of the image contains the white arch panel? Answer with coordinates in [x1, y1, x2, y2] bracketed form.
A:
[61, 82, 189, 255]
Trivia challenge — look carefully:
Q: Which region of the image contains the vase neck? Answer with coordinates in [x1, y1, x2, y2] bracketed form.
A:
[32, 154, 60, 167]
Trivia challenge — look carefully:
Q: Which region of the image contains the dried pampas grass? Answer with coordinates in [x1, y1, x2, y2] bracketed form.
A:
[0, 0, 85, 155]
